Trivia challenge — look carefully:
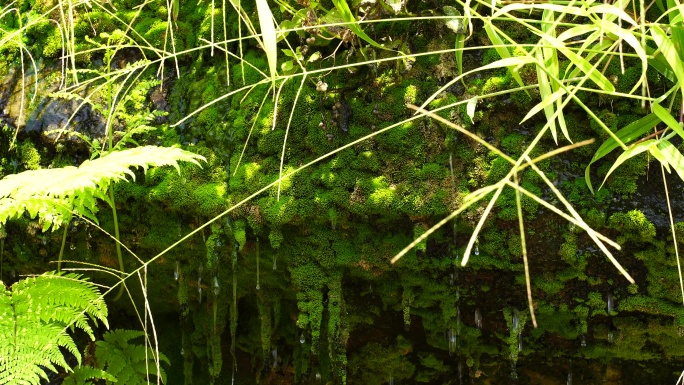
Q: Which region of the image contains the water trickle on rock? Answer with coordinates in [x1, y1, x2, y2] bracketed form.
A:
[512, 308, 519, 333]
[213, 276, 219, 296]
[518, 332, 523, 352]
[456, 306, 461, 336]
[256, 237, 260, 291]
[581, 334, 587, 347]
[475, 308, 483, 329]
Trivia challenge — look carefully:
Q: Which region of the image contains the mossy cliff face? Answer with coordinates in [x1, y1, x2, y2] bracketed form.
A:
[2, 0, 684, 383]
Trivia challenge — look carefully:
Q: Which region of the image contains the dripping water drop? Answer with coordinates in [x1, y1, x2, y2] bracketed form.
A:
[581, 334, 587, 347]
[213, 276, 220, 296]
[474, 242, 479, 256]
[475, 308, 482, 329]
[70, 242, 76, 251]
[300, 333, 305, 344]
[174, 261, 180, 281]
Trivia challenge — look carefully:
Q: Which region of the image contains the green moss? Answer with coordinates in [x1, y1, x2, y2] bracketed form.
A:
[18, 140, 40, 170]
[608, 209, 656, 244]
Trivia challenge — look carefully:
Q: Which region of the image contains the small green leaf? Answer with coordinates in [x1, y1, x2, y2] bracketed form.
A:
[308, 51, 321, 63]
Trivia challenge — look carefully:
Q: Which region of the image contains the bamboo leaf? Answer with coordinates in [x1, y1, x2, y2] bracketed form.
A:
[658, 140, 684, 181]
[653, 102, 684, 139]
[651, 25, 684, 101]
[256, 0, 278, 93]
[585, 113, 660, 193]
[521, 88, 565, 125]
[535, 49, 558, 143]
[599, 140, 655, 190]
[483, 23, 526, 90]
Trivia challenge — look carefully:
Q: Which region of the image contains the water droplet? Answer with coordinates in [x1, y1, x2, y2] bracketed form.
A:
[569, 222, 576, 232]
[69, 242, 76, 251]
[300, 333, 305, 344]
[256, 283, 260, 290]
[174, 261, 179, 281]
[456, 306, 461, 336]
[213, 276, 220, 296]
[581, 334, 587, 347]
[315, 372, 321, 381]
[606, 293, 614, 315]
[198, 276, 203, 303]
[474, 243, 479, 256]
[181, 348, 185, 356]
[475, 308, 482, 329]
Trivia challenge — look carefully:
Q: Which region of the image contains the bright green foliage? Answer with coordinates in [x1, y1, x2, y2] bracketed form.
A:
[63, 366, 117, 384]
[0, 272, 108, 385]
[92, 329, 169, 384]
[0, 146, 205, 231]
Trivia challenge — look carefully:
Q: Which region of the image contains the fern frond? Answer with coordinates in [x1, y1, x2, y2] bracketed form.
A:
[63, 366, 118, 384]
[0, 272, 108, 385]
[95, 329, 170, 384]
[0, 146, 205, 231]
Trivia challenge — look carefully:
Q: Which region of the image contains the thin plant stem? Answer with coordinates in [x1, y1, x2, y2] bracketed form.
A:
[513, 171, 537, 328]
[57, 224, 68, 272]
[661, 163, 684, 305]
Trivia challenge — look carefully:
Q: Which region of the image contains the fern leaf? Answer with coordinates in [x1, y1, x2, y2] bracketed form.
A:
[0, 146, 205, 231]
[95, 329, 169, 384]
[0, 272, 108, 385]
[63, 366, 118, 384]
